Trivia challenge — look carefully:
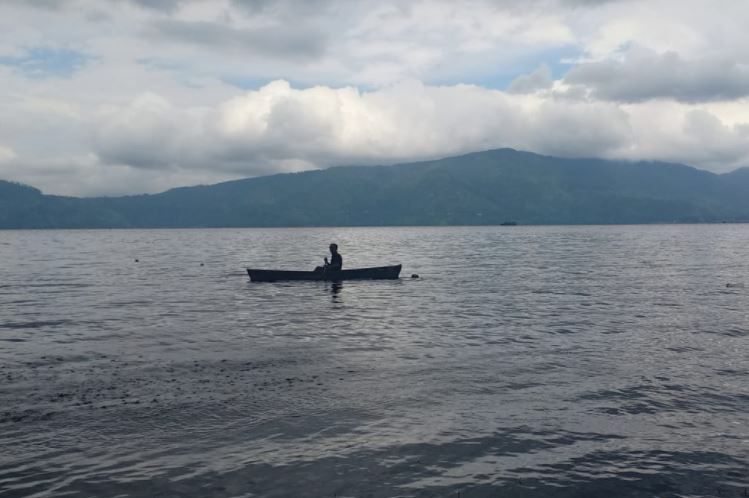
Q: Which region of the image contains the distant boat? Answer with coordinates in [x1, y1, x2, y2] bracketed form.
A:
[500, 221, 518, 226]
[247, 265, 402, 282]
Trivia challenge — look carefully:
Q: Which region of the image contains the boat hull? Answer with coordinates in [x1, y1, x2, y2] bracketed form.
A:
[247, 265, 402, 282]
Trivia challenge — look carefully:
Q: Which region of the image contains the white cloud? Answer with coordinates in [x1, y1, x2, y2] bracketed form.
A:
[94, 92, 200, 169]
[146, 19, 327, 60]
[509, 64, 554, 94]
[0, 145, 17, 163]
[622, 103, 749, 172]
[565, 47, 749, 102]
[2, 0, 749, 195]
[0, 153, 241, 197]
[88, 80, 749, 184]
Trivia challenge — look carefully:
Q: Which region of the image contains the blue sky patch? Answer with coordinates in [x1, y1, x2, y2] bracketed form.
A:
[429, 45, 581, 90]
[0, 47, 89, 78]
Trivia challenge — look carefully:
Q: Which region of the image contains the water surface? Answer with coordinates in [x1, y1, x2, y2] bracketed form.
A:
[1, 226, 748, 497]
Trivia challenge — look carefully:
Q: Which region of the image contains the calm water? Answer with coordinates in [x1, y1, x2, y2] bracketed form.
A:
[1, 226, 748, 498]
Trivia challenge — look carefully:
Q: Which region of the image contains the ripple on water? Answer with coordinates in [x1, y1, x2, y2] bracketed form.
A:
[1, 226, 748, 497]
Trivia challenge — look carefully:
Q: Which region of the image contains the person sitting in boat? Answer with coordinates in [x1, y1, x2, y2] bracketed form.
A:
[325, 243, 343, 271]
[316, 243, 342, 272]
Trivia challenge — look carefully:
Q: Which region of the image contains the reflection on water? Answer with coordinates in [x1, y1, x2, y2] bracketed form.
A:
[329, 281, 343, 303]
[0, 225, 748, 497]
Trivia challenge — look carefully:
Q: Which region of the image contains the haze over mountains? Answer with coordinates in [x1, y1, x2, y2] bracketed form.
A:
[2, 149, 749, 229]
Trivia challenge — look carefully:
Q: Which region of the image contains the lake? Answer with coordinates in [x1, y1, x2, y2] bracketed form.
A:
[1, 225, 748, 497]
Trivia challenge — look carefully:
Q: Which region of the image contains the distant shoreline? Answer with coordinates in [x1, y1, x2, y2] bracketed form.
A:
[3, 222, 749, 231]
[3, 148, 749, 228]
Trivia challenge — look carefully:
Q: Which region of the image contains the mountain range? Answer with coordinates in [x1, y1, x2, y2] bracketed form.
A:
[2, 148, 749, 228]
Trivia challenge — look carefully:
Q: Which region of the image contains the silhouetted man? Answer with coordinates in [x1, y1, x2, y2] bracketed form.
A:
[324, 243, 342, 271]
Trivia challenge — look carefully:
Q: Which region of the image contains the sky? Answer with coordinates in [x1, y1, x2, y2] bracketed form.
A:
[1, 0, 749, 196]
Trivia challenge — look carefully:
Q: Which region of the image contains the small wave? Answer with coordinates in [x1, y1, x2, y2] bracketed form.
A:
[0, 320, 73, 330]
[722, 327, 749, 337]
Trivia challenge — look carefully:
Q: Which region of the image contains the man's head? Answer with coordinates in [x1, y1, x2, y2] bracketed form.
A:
[329, 243, 338, 254]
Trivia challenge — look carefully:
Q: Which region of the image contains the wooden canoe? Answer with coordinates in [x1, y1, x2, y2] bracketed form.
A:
[247, 265, 401, 282]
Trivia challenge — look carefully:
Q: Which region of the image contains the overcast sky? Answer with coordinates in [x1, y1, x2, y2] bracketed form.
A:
[1, 0, 748, 196]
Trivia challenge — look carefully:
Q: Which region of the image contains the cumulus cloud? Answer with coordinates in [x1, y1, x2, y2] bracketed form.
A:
[11, 0, 183, 11]
[565, 47, 749, 103]
[560, 0, 631, 5]
[3, 0, 749, 195]
[148, 20, 327, 59]
[619, 105, 749, 171]
[508, 64, 554, 94]
[230, 0, 334, 16]
[94, 93, 198, 169]
[12, 0, 75, 10]
[128, 0, 184, 12]
[83, 80, 749, 185]
[0, 145, 17, 163]
[0, 153, 240, 196]
[0, 77, 744, 196]
[88, 81, 606, 175]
